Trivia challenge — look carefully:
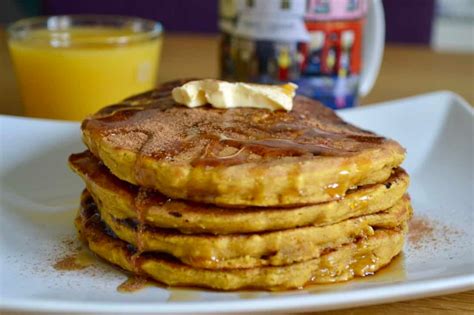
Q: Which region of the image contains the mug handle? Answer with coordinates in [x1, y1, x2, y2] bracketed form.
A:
[359, 0, 385, 97]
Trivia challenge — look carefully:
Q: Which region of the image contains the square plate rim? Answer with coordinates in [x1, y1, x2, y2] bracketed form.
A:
[1, 90, 473, 314]
[1, 274, 473, 314]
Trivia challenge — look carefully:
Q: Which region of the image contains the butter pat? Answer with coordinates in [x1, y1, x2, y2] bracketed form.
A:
[172, 79, 297, 111]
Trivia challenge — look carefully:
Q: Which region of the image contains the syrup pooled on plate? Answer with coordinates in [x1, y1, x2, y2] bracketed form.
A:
[53, 248, 95, 271]
[117, 275, 151, 293]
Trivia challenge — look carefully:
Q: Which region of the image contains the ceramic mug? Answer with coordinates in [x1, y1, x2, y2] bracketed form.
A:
[219, 0, 385, 109]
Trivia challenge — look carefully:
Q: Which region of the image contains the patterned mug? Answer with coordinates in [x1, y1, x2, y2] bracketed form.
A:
[219, 0, 385, 109]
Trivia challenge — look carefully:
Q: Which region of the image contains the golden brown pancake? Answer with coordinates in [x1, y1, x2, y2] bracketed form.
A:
[100, 195, 411, 269]
[81, 189, 411, 269]
[69, 150, 409, 234]
[81, 79, 405, 206]
[76, 191, 407, 290]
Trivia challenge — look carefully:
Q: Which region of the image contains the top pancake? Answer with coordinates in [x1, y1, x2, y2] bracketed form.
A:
[81, 79, 405, 206]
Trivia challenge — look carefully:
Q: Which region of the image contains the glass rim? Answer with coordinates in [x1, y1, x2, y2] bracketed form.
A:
[7, 15, 163, 47]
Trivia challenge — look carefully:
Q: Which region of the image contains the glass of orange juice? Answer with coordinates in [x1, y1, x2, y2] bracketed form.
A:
[8, 15, 163, 120]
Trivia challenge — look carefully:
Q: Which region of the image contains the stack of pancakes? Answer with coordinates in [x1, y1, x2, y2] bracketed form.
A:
[69, 80, 412, 291]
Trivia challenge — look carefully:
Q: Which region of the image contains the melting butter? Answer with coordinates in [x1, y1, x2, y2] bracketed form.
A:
[171, 79, 297, 111]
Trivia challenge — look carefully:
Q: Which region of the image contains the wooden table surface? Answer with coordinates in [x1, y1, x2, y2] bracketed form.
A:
[0, 31, 473, 313]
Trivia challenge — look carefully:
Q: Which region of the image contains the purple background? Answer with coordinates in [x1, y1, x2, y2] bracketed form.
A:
[383, 0, 435, 44]
[39, 0, 435, 44]
[42, 0, 219, 34]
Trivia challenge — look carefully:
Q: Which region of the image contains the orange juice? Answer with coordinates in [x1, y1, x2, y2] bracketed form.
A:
[8, 18, 162, 120]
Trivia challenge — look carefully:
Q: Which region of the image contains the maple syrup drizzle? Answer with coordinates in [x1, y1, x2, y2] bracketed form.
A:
[130, 189, 151, 273]
[117, 275, 151, 293]
[92, 104, 147, 120]
[166, 288, 202, 302]
[84, 81, 387, 174]
[53, 248, 95, 271]
[324, 169, 352, 199]
[349, 194, 372, 211]
[193, 137, 358, 167]
[303, 253, 406, 293]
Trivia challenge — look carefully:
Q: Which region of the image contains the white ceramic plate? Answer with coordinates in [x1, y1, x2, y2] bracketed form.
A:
[1, 91, 473, 314]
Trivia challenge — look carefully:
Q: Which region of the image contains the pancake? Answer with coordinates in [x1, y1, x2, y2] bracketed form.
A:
[82, 189, 411, 269]
[76, 191, 407, 290]
[81, 79, 405, 207]
[69, 151, 409, 234]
